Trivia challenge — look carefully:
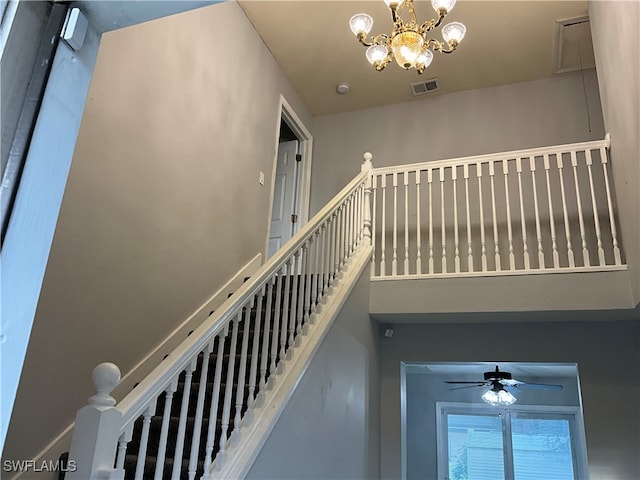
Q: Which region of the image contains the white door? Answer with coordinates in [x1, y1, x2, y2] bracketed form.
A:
[269, 140, 300, 257]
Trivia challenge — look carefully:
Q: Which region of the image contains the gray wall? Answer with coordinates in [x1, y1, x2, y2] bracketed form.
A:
[380, 320, 640, 480]
[310, 71, 604, 213]
[4, 2, 312, 463]
[589, 1, 640, 306]
[247, 267, 380, 480]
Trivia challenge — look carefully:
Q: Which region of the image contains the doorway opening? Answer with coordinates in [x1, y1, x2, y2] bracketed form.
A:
[267, 97, 313, 259]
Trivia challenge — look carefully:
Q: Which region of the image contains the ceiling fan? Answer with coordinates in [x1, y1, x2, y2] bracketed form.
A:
[445, 366, 563, 405]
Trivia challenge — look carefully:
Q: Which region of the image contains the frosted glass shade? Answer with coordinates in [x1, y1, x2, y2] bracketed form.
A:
[415, 48, 433, 69]
[431, 0, 457, 14]
[391, 31, 424, 69]
[482, 388, 517, 406]
[349, 14, 374, 37]
[442, 21, 466, 45]
[366, 44, 388, 65]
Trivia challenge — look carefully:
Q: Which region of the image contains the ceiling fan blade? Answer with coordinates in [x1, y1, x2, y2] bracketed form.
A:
[445, 380, 486, 384]
[513, 382, 563, 391]
[448, 383, 488, 391]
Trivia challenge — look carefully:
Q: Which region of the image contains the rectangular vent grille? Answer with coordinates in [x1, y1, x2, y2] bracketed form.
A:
[411, 78, 440, 96]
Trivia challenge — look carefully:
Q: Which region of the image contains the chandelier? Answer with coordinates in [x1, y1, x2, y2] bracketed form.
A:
[349, 0, 466, 73]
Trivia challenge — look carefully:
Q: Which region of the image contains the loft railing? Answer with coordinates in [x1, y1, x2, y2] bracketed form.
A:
[369, 136, 624, 278]
[67, 162, 372, 480]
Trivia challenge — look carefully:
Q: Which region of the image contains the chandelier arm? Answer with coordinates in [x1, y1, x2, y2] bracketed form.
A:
[420, 19, 437, 32]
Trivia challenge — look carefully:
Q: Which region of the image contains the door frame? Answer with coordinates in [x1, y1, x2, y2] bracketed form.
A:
[264, 95, 313, 260]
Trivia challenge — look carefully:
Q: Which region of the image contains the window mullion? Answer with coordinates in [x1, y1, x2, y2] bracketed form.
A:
[503, 409, 515, 480]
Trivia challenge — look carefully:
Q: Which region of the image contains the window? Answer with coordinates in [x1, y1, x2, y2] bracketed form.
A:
[437, 403, 588, 480]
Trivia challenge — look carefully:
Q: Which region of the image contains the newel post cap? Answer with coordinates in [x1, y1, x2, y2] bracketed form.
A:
[89, 362, 121, 407]
[362, 152, 373, 171]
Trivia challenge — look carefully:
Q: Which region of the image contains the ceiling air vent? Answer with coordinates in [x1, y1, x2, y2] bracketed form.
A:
[553, 16, 595, 74]
[410, 78, 440, 97]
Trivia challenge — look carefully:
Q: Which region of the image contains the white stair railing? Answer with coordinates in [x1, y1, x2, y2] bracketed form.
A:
[67, 156, 373, 480]
[370, 136, 624, 278]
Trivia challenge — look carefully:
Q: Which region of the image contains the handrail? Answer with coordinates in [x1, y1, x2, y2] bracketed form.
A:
[116, 168, 369, 426]
[371, 136, 610, 176]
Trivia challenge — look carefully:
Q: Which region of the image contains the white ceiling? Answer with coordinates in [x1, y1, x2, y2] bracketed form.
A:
[239, 1, 593, 116]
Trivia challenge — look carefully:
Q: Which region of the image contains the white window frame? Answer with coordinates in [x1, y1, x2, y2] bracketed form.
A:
[436, 402, 590, 480]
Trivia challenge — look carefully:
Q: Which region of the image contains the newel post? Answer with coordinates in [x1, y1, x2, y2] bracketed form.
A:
[361, 152, 373, 246]
[67, 363, 122, 480]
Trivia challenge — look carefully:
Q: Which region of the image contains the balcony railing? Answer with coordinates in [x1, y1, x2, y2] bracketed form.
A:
[369, 136, 624, 278]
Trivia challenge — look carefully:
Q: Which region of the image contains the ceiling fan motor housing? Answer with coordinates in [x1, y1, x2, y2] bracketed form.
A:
[484, 367, 512, 382]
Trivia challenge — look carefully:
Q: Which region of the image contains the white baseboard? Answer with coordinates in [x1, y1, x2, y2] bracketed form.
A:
[16, 253, 263, 480]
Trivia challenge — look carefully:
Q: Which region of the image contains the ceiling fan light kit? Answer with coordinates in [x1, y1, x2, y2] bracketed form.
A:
[349, 0, 466, 74]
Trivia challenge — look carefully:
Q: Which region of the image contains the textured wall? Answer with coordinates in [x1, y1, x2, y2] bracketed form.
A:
[4, 1, 311, 463]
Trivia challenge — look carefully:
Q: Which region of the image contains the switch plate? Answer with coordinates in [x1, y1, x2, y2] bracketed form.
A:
[259, 172, 265, 186]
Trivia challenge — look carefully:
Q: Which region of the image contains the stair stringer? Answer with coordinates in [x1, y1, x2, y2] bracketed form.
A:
[211, 244, 373, 480]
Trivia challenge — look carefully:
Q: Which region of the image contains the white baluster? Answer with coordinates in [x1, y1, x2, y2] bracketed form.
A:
[280, 259, 292, 361]
[416, 169, 422, 274]
[233, 299, 253, 436]
[371, 174, 378, 276]
[324, 220, 331, 293]
[288, 252, 299, 349]
[216, 316, 240, 469]
[114, 425, 133, 472]
[259, 278, 274, 393]
[392, 172, 398, 276]
[404, 171, 410, 274]
[440, 167, 447, 273]
[600, 145, 622, 264]
[153, 380, 178, 480]
[134, 402, 156, 480]
[296, 244, 307, 335]
[571, 150, 590, 266]
[332, 211, 340, 284]
[310, 231, 319, 312]
[516, 157, 530, 270]
[340, 202, 348, 269]
[380, 174, 387, 276]
[270, 269, 283, 373]
[67, 363, 122, 480]
[477, 163, 487, 271]
[503, 159, 515, 271]
[202, 330, 229, 479]
[327, 215, 335, 287]
[188, 339, 214, 480]
[544, 154, 560, 268]
[464, 164, 473, 272]
[557, 153, 575, 267]
[530, 156, 545, 269]
[452, 166, 460, 273]
[428, 169, 434, 274]
[171, 358, 197, 479]
[489, 161, 501, 271]
[585, 149, 606, 266]
[248, 287, 265, 412]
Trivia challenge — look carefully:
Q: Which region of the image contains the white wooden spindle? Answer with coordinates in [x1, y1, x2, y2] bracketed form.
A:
[600, 145, 622, 264]
[279, 260, 292, 361]
[404, 172, 410, 274]
[203, 330, 228, 478]
[440, 167, 447, 273]
[217, 317, 240, 469]
[171, 358, 197, 479]
[327, 216, 335, 287]
[318, 223, 326, 300]
[428, 169, 434, 274]
[288, 252, 299, 349]
[296, 244, 307, 335]
[259, 278, 274, 392]
[516, 157, 530, 270]
[153, 381, 177, 480]
[248, 287, 265, 412]
[503, 159, 515, 270]
[324, 220, 331, 293]
[134, 402, 156, 480]
[234, 299, 252, 432]
[557, 153, 575, 267]
[571, 150, 590, 266]
[416, 170, 422, 274]
[304, 239, 314, 328]
[489, 161, 501, 271]
[392, 172, 398, 276]
[269, 271, 283, 374]
[380, 174, 387, 276]
[371, 175, 377, 276]
[477, 163, 487, 271]
[585, 149, 606, 265]
[188, 339, 214, 480]
[115, 425, 133, 472]
[310, 230, 319, 312]
[530, 156, 545, 269]
[452, 166, 460, 273]
[464, 164, 473, 272]
[544, 154, 560, 268]
[341, 202, 348, 269]
[332, 211, 340, 283]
